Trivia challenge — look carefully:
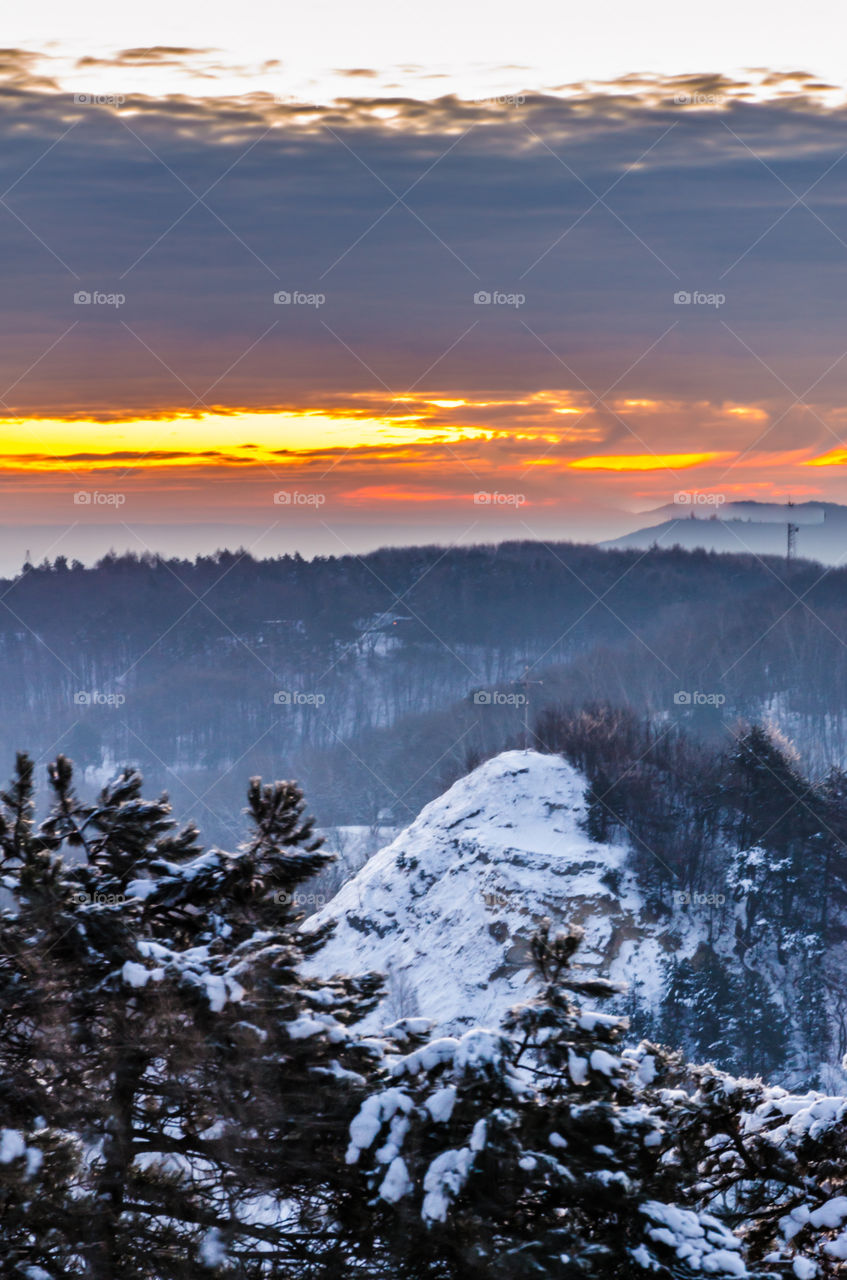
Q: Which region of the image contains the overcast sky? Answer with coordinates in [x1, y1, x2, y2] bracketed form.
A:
[1, 9, 847, 561]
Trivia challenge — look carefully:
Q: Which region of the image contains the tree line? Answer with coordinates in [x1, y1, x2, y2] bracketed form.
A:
[538, 704, 847, 1081]
[5, 541, 847, 841]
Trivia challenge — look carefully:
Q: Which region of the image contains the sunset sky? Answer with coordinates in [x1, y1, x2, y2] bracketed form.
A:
[4, 3, 847, 565]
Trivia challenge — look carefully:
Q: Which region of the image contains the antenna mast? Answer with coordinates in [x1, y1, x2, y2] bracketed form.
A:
[516, 665, 544, 749]
[786, 499, 798, 562]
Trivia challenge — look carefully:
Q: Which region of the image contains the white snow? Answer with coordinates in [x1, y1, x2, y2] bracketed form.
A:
[0, 1130, 26, 1163]
[824, 1232, 847, 1261]
[640, 1202, 747, 1276]
[568, 1050, 588, 1086]
[346, 1089, 413, 1164]
[379, 1157, 413, 1203]
[302, 750, 654, 1033]
[809, 1196, 847, 1229]
[589, 1049, 620, 1077]
[421, 1146, 476, 1223]
[129, 939, 245, 1012]
[122, 961, 152, 989]
[199, 1227, 228, 1266]
[425, 1086, 457, 1123]
[287, 1015, 329, 1040]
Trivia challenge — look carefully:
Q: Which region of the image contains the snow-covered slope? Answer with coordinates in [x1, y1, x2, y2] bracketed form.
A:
[302, 750, 665, 1033]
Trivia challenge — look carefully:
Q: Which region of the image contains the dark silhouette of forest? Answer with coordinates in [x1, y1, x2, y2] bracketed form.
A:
[4, 540, 846, 838]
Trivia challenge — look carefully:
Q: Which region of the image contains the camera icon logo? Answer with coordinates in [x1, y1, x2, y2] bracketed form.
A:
[273, 291, 292, 305]
[673, 291, 692, 305]
[273, 691, 292, 705]
[274, 890, 293, 904]
[473, 291, 492, 305]
[673, 691, 692, 705]
[73, 93, 92, 105]
[73, 491, 92, 505]
[74, 691, 91, 705]
[273, 492, 292, 505]
[74, 291, 92, 305]
[473, 690, 492, 705]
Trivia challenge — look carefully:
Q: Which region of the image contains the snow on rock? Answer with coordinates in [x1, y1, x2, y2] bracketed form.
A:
[302, 750, 660, 1033]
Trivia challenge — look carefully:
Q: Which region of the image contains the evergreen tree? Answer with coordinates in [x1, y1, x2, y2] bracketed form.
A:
[722, 725, 817, 933]
[659, 952, 740, 1071]
[344, 924, 748, 1279]
[0, 754, 383, 1278]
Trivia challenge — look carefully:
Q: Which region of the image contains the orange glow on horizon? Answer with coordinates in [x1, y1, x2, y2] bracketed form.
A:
[804, 449, 847, 467]
[0, 407, 497, 471]
[569, 451, 735, 472]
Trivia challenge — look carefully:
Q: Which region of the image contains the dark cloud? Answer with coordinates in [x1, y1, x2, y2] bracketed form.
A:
[0, 67, 847, 462]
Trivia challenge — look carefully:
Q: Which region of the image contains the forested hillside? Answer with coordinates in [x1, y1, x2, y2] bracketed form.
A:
[306, 734, 847, 1088]
[5, 541, 847, 841]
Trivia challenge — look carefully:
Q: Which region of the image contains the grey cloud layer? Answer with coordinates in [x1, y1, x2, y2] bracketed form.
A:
[1, 69, 847, 427]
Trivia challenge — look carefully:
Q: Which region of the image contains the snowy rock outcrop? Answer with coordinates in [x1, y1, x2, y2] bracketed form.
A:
[302, 750, 665, 1032]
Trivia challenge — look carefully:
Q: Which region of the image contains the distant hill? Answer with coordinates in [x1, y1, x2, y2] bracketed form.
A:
[602, 500, 845, 564]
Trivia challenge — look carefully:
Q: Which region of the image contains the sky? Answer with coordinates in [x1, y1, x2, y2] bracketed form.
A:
[3, 3, 847, 565]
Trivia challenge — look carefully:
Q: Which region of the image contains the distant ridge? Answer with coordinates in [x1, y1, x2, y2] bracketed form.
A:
[601, 499, 845, 564]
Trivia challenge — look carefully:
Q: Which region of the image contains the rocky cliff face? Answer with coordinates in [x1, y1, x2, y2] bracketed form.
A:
[302, 750, 668, 1032]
